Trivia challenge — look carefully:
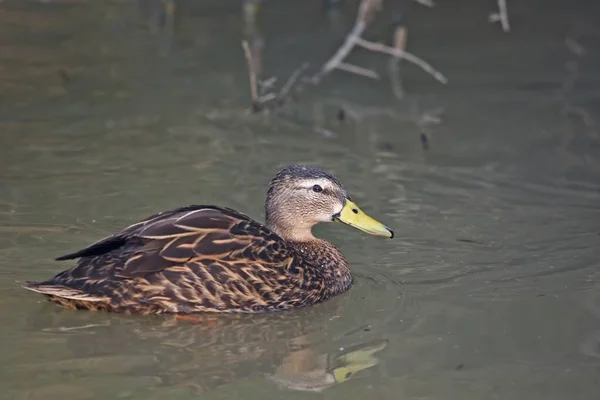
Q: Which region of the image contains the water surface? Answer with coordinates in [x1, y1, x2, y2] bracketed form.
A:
[1, 1, 599, 399]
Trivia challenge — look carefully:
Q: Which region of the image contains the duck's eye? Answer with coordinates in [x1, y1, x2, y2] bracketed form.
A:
[312, 185, 323, 193]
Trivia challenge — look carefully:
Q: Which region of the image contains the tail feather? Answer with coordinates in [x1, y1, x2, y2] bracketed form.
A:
[22, 282, 107, 302]
[55, 236, 126, 261]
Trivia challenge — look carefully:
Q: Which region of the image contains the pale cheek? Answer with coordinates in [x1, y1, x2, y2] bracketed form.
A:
[303, 204, 329, 223]
[316, 212, 333, 223]
[331, 202, 343, 216]
[316, 203, 340, 223]
[295, 195, 341, 223]
[293, 202, 327, 224]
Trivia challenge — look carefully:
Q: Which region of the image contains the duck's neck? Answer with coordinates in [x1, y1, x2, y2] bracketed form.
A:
[289, 238, 353, 298]
[266, 215, 353, 297]
[266, 212, 315, 243]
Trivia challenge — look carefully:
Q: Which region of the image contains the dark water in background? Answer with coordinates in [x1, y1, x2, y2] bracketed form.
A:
[1, 0, 599, 399]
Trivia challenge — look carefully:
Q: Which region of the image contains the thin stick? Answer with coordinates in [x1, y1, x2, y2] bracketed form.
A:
[490, 0, 510, 32]
[411, 0, 434, 7]
[257, 93, 276, 103]
[314, 0, 446, 85]
[241, 40, 258, 104]
[355, 38, 447, 84]
[277, 62, 309, 102]
[498, 0, 510, 32]
[389, 26, 408, 99]
[335, 62, 379, 79]
[316, 0, 372, 81]
[259, 76, 278, 95]
[322, 22, 366, 75]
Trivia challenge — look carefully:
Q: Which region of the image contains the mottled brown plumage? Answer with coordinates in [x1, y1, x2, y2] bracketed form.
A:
[24, 165, 393, 314]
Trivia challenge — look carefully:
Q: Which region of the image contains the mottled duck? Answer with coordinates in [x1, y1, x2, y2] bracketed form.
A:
[24, 165, 393, 314]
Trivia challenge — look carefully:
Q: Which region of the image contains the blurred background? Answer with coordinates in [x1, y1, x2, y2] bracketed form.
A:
[0, 0, 599, 399]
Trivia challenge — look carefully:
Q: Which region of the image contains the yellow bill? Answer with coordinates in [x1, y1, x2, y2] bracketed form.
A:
[334, 199, 394, 238]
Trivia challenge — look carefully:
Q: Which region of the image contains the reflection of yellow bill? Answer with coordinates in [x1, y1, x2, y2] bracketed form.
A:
[332, 339, 389, 383]
[334, 200, 394, 238]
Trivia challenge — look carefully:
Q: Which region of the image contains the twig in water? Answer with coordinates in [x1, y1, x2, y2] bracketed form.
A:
[257, 92, 276, 104]
[355, 38, 447, 84]
[325, 22, 365, 72]
[389, 25, 408, 99]
[240, 0, 445, 125]
[412, 0, 435, 7]
[311, 0, 373, 82]
[241, 40, 259, 110]
[259, 76, 278, 95]
[241, 40, 311, 112]
[498, 0, 510, 32]
[277, 63, 309, 104]
[489, 0, 510, 32]
[336, 62, 379, 79]
[313, 0, 447, 85]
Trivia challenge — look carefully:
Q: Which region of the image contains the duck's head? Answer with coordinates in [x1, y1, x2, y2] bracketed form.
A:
[265, 165, 393, 242]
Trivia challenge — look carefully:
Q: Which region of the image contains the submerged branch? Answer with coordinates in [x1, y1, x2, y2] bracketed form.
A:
[277, 63, 310, 104]
[313, 0, 446, 85]
[319, 21, 367, 79]
[355, 38, 447, 84]
[489, 0, 510, 32]
[239, 0, 447, 142]
[241, 40, 259, 109]
[411, 0, 435, 7]
[336, 62, 379, 79]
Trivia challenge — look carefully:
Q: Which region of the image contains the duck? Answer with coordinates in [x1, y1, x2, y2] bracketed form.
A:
[23, 165, 393, 314]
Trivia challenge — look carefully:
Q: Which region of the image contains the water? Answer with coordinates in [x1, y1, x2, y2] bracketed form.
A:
[1, 0, 599, 399]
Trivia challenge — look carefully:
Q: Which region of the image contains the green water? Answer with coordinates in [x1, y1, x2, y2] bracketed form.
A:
[1, 0, 599, 399]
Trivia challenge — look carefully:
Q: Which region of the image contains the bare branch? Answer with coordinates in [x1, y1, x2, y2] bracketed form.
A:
[277, 63, 309, 103]
[259, 77, 278, 95]
[498, 0, 510, 32]
[241, 0, 446, 118]
[412, 0, 435, 7]
[355, 38, 448, 84]
[489, 0, 510, 32]
[241, 40, 258, 106]
[314, 0, 446, 86]
[257, 93, 276, 104]
[335, 62, 380, 79]
[320, 22, 367, 79]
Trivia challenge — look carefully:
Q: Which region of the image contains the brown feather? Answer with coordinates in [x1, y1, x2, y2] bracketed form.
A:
[24, 205, 352, 314]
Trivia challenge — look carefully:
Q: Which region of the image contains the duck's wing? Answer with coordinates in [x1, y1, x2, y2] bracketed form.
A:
[25, 205, 331, 313]
[55, 205, 242, 262]
[54, 205, 300, 280]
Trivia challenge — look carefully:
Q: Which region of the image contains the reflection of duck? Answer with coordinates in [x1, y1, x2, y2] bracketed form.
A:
[21, 305, 387, 395]
[268, 340, 387, 392]
[24, 165, 393, 314]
